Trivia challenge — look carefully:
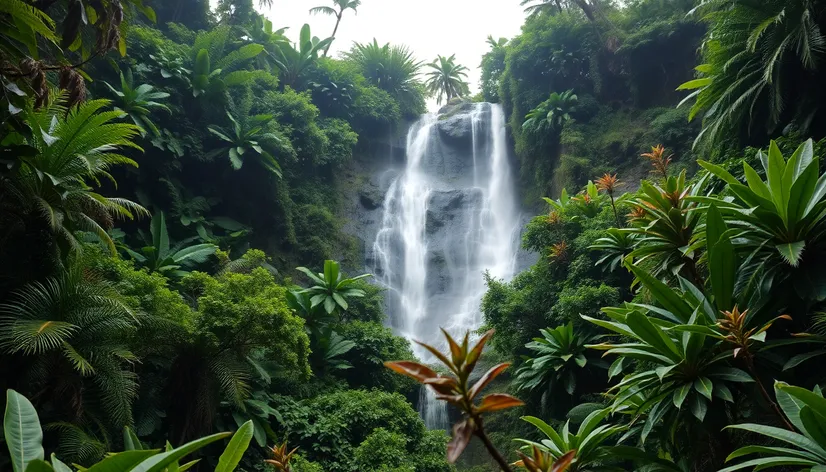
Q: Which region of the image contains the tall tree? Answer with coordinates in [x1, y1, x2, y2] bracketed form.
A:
[520, 0, 598, 21]
[424, 54, 470, 105]
[309, 0, 361, 56]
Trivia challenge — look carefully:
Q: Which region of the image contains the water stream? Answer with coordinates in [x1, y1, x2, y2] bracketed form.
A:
[371, 103, 521, 428]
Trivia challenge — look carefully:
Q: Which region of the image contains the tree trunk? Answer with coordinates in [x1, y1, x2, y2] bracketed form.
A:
[323, 11, 343, 57]
[572, 0, 596, 21]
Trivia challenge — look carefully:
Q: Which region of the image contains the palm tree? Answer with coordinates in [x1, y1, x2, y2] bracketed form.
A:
[424, 54, 470, 105]
[522, 90, 578, 136]
[309, 0, 361, 57]
[520, 0, 597, 21]
[1, 94, 148, 257]
[679, 0, 826, 151]
[346, 39, 424, 111]
[0, 262, 140, 431]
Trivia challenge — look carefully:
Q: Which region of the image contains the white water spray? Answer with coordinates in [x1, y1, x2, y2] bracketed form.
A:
[371, 103, 521, 428]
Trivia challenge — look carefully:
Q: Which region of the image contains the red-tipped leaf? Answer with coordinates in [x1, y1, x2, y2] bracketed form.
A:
[467, 362, 511, 400]
[476, 393, 524, 413]
[552, 450, 577, 472]
[384, 361, 439, 383]
[446, 419, 474, 463]
[466, 329, 495, 370]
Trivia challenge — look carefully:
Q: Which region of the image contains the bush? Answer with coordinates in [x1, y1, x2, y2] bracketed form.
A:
[319, 118, 359, 166]
[336, 320, 418, 394]
[256, 88, 327, 164]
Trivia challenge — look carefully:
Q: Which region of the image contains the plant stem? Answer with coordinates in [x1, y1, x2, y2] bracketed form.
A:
[745, 357, 794, 431]
[473, 418, 513, 472]
[609, 195, 621, 228]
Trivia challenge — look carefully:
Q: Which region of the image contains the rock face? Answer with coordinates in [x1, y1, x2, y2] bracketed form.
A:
[342, 104, 537, 377]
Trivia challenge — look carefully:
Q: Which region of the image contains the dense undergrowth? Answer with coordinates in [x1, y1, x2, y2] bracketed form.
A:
[6, 0, 826, 471]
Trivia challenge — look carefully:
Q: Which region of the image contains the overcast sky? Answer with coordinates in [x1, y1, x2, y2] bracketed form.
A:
[260, 0, 527, 110]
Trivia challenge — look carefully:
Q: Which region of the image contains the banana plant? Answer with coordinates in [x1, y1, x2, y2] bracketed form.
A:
[697, 139, 826, 274]
[103, 68, 170, 137]
[124, 212, 217, 278]
[206, 111, 283, 177]
[622, 170, 710, 284]
[514, 323, 601, 400]
[296, 260, 371, 315]
[591, 228, 638, 272]
[189, 33, 271, 97]
[3, 389, 255, 472]
[272, 24, 333, 87]
[720, 382, 826, 471]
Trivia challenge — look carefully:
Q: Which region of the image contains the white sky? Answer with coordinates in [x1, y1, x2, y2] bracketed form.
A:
[260, 0, 527, 110]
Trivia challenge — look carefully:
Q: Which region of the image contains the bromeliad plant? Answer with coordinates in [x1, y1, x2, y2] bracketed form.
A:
[265, 441, 298, 471]
[516, 408, 677, 472]
[296, 260, 371, 316]
[720, 382, 826, 471]
[103, 68, 170, 137]
[623, 170, 710, 283]
[583, 264, 755, 443]
[514, 323, 601, 403]
[385, 329, 524, 471]
[697, 139, 826, 274]
[207, 111, 283, 177]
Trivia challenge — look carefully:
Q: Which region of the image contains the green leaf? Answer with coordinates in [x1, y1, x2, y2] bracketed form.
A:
[775, 241, 806, 267]
[628, 264, 693, 322]
[50, 456, 71, 472]
[215, 420, 254, 472]
[130, 432, 231, 472]
[777, 383, 826, 423]
[673, 384, 690, 409]
[690, 394, 707, 422]
[709, 367, 754, 383]
[24, 460, 53, 472]
[714, 383, 734, 403]
[677, 78, 711, 90]
[123, 426, 142, 451]
[801, 406, 826, 447]
[784, 350, 826, 371]
[86, 450, 159, 472]
[4, 390, 44, 472]
[707, 204, 735, 311]
[625, 311, 681, 362]
[694, 377, 713, 401]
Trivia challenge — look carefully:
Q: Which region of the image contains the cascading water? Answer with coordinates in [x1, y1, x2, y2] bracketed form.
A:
[371, 103, 522, 429]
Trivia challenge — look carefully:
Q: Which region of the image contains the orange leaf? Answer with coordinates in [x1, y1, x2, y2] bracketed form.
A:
[435, 393, 464, 405]
[424, 377, 459, 395]
[384, 361, 438, 383]
[447, 419, 474, 463]
[415, 340, 456, 371]
[476, 393, 524, 413]
[466, 329, 494, 371]
[552, 450, 577, 472]
[467, 362, 510, 400]
[442, 328, 465, 368]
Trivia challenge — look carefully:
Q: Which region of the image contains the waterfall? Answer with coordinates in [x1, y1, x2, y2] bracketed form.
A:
[371, 103, 521, 429]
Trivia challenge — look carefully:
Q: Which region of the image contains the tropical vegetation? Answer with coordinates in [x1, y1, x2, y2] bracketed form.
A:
[5, 0, 826, 472]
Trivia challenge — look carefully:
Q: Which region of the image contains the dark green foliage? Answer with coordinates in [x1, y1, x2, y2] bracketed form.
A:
[274, 389, 451, 471]
[336, 321, 418, 394]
